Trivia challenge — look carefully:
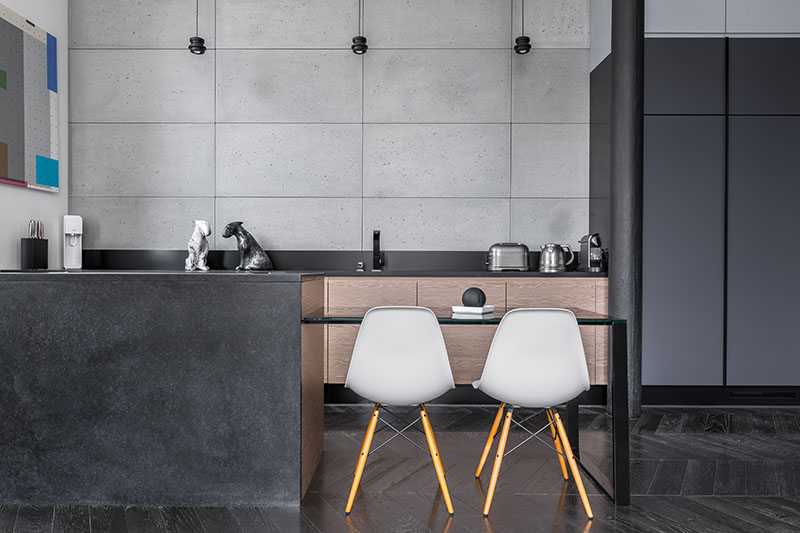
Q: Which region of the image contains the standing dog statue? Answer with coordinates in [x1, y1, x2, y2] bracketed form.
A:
[222, 221, 274, 271]
[185, 220, 211, 272]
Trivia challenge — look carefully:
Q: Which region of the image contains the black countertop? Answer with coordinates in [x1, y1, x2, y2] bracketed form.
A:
[1, 269, 606, 279]
[0, 270, 323, 282]
[75, 250, 608, 276]
[321, 270, 607, 277]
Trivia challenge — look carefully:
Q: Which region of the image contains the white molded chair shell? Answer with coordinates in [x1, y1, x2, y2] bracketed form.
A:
[345, 306, 455, 405]
[473, 308, 590, 408]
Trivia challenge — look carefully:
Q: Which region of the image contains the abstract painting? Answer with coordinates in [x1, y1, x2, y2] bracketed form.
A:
[0, 2, 58, 192]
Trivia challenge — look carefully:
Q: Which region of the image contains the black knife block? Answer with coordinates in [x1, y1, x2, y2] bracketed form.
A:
[21, 238, 48, 270]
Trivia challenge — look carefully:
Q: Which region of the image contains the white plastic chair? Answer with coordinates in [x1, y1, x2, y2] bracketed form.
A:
[344, 306, 456, 515]
[473, 308, 593, 519]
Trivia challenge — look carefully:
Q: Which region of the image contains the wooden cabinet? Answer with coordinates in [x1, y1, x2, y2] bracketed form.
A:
[327, 324, 360, 383]
[323, 276, 609, 386]
[507, 278, 608, 385]
[418, 278, 506, 317]
[440, 325, 497, 384]
[507, 279, 598, 311]
[326, 277, 416, 316]
[327, 323, 499, 385]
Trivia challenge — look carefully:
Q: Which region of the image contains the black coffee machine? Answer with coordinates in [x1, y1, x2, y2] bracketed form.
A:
[578, 233, 605, 272]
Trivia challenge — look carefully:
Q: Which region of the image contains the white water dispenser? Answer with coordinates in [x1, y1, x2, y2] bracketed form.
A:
[63, 215, 83, 270]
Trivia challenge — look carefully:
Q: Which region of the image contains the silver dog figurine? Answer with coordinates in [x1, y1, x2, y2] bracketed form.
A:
[222, 221, 274, 271]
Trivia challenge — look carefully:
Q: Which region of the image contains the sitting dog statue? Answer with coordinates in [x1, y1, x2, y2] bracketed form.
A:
[185, 220, 211, 272]
[221, 221, 274, 271]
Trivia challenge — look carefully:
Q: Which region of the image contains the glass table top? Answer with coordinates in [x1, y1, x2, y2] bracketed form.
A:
[303, 308, 626, 325]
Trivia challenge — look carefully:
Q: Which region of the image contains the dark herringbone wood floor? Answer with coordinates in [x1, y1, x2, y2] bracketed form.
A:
[2, 405, 800, 532]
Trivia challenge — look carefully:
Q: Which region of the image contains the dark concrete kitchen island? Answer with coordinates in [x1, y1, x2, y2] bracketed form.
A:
[0, 271, 324, 506]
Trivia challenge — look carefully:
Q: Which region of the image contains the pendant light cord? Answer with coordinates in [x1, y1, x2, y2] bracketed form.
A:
[521, 0, 525, 35]
[196, 0, 199, 35]
[358, 0, 363, 35]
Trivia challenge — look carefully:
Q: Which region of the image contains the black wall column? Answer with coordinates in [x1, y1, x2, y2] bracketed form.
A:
[609, 0, 644, 416]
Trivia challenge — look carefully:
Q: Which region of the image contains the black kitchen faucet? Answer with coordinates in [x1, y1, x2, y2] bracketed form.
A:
[372, 230, 383, 272]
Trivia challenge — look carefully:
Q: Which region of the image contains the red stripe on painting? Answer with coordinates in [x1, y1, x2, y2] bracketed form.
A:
[0, 178, 28, 187]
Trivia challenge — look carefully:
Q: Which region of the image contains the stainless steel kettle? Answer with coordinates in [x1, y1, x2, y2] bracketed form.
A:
[539, 243, 575, 273]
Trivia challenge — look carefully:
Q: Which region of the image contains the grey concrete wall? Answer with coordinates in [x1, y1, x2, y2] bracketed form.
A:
[68, 0, 590, 252]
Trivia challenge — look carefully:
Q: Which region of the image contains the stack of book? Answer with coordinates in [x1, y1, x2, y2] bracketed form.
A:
[451, 305, 495, 320]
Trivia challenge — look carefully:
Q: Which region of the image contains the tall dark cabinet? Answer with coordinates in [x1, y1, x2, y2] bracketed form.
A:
[726, 37, 800, 385]
[643, 37, 800, 389]
[727, 116, 800, 385]
[642, 39, 726, 386]
[643, 116, 725, 385]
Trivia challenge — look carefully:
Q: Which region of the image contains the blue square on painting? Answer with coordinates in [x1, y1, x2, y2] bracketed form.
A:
[35, 156, 58, 188]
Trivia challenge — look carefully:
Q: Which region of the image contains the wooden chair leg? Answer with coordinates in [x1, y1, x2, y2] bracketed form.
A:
[553, 412, 593, 519]
[547, 409, 569, 481]
[476, 402, 506, 478]
[345, 403, 380, 514]
[483, 407, 513, 517]
[420, 404, 455, 515]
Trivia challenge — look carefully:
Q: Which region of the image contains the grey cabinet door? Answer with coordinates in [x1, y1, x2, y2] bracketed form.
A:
[644, 38, 726, 115]
[727, 116, 800, 386]
[643, 116, 725, 385]
[729, 38, 800, 115]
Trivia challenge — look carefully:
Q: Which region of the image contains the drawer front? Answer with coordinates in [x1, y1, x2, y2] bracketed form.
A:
[443, 325, 596, 385]
[580, 325, 597, 385]
[441, 325, 497, 384]
[595, 328, 608, 385]
[595, 279, 608, 314]
[507, 279, 597, 312]
[328, 323, 497, 386]
[324, 277, 607, 386]
[595, 279, 608, 385]
[327, 324, 360, 383]
[327, 323, 599, 385]
[326, 277, 417, 317]
[418, 279, 506, 317]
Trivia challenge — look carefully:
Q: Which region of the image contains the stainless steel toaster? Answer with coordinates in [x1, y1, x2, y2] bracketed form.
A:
[487, 243, 529, 271]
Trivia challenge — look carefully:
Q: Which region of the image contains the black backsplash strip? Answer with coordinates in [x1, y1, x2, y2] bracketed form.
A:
[82, 249, 502, 271]
[80, 249, 577, 273]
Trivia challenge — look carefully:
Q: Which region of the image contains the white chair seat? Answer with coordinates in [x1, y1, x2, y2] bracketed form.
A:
[345, 306, 455, 405]
[473, 308, 590, 408]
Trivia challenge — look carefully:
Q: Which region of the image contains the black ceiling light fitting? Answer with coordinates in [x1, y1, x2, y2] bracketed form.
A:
[352, 0, 368, 54]
[188, 0, 206, 55]
[514, 0, 531, 54]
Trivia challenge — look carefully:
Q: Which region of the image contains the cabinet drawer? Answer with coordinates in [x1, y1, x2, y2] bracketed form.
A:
[595, 328, 608, 385]
[326, 277, 416, 317]
[418, 279, 506, 317]
[507, 279, 597, 312]
[595, 279, 608, 314]
[580, 325, 597, 385]
[328, 324, 498, 386]
[327, 324, 360, 383]
[441, 325, 497, 384]
[327, 323, 598, 385]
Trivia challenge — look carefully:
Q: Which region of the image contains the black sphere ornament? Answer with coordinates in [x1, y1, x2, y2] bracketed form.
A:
[514, 35, 531, 54]
[462, 287, 487, 308]
[189, 36, 206, 55]
[352, 36, 368, 54]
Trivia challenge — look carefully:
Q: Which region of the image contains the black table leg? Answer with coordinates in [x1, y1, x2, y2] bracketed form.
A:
[611, 321, 630, 505]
